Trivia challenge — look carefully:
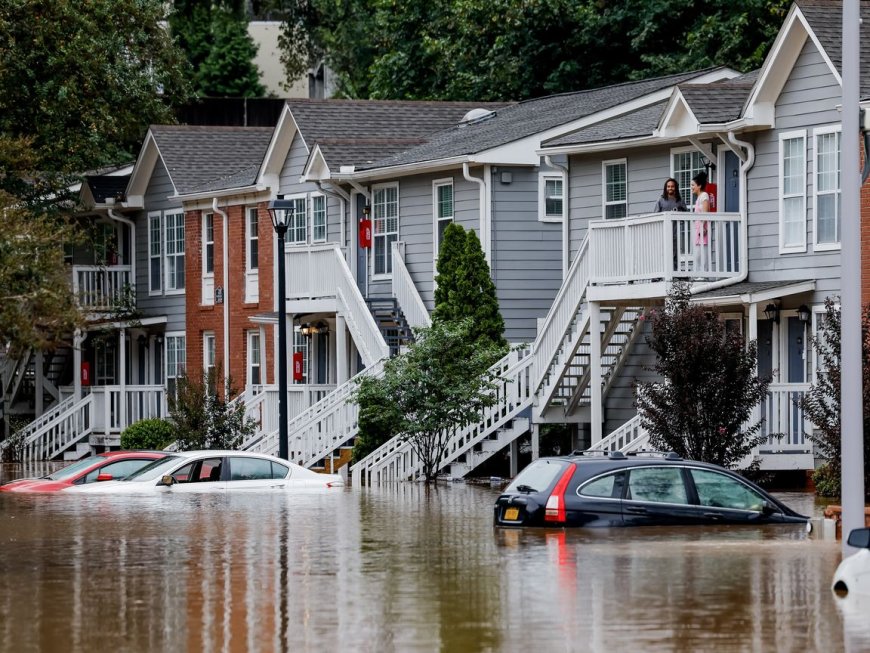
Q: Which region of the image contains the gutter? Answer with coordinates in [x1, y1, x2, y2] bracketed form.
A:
[463, 162, 490, 266]
[175, 184, 267, 203]
[544, 156, 570, 280]
[316, 181, 350, 250]
[212, 198, 230, 397]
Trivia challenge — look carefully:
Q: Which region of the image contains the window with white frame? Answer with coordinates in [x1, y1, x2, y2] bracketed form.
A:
[203, 213, 214, 275]
[287, 197, 307, 245]
[672, 148, 706, 207]
[433, 179, 453, 259]
[165, 211, 185, 291]
[148, 212, 162, 293]
[203, 331, 216, 380]
[247, 330, 261, 385]
[814, 127, 841, 249]
[603, 160, 627, 219]
[779, 131, 807, 252]
[539, 172, 565, 222]
[373, 184, 398, 276]
[293, 330, 308, 384]
[246, 207, 259, 271]
[312, 194, 327, 242]
[166, 334, 186, 398]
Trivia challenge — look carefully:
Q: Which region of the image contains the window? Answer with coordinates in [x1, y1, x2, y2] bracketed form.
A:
[81, 459, 155, 484]
[672, 148, 706, 207]
[779, 131, 807, 252]
[814, 127, 841, 249]
[626, 467, 688, 504]
[203, 213, 214, 275]
[293, 330, 308, 384]
[373, 184, 398, 276]
[287, 196, 307, 245]
[603, 160, 627, 219]
[248, 331, 261, 385]
[578, 472, 623, 498]
[165, 211, 185, 291]
[690, 469, 765, 511]
[504, 459, 567, 493]
[228, 457, 288, 481]
[433, 179, 454, 258]
[246, 207, 259, 271]
[166, 334, 186, 398]
[539, 173, 565, 221]
[312, 194, 327, 242]
[148, 212, 162, 293]
[203, 332, 216, 380]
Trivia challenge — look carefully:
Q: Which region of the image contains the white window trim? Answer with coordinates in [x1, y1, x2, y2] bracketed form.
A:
[202, 213, 214, 279]
[669, 145, 708, 200]
[538, 171, 566, 222]
[371, 182, 399, 280]
[165, 331, 186, 383]
[147, 211, 162, 296]
[432, 177, 454, 274]
[203, 331, 216, 377]
[310, 192, 327, 243]
[164, 209, 186, 295]
[778, 129, 807, 254]
[602, 158, 628, 219]
[284, 192, 308, 246]
[812, 125, 842, 252]
[245, 206, 260, 272]
[247, 330, 262, 386]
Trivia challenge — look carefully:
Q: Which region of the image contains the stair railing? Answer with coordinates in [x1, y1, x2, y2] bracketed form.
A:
[332, 247, 390, 366]
[587, 413, 649, 453]
[392, 242, 431, 330]
[9, 394, 94, 462]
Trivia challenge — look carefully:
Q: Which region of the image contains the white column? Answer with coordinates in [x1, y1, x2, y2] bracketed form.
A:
[119, 329, 126, 429]
[509, 439, 519, 478]
[336, 315, 348, 385]
[73, 329, 83, 402]
[530, 422, 540, 461]
[34, 351, 44, 415]
[589, 301, 603, 445]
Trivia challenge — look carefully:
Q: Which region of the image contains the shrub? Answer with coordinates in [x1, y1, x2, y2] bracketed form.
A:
[121, 418, 175, 451]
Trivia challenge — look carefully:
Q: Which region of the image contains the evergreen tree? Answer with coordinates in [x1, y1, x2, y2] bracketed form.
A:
[432, 222, 468, 323]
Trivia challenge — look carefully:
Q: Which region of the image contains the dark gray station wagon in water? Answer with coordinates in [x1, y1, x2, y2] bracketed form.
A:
[493, 451, 808, 528]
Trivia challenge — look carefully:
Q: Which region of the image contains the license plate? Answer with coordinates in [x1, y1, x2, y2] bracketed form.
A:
[504, 507, 520, 521]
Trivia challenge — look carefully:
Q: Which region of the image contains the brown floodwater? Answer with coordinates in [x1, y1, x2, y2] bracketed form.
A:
[1, 463, 868, 653]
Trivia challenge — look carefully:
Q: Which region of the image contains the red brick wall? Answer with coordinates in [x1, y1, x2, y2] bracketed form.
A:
[185, 202, 275, 398]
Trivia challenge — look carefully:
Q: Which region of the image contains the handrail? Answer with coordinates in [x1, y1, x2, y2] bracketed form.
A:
[333, 247, 390, 366]
[0, 394, 78, 452]
[530, 235, 590, 391]
[392, 242, 431, 329]
[14, 394, 94, 462]
[587, 413, 649, 453]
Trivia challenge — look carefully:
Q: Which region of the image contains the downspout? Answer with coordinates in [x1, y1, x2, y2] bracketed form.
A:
[462, 162, 489, 266]
[107, 209, 135, 296]
[212, 198, 230, 397]
[544, 156, 570, 280]
[690, 132, 755, 295]
[315, 181, 350, 250]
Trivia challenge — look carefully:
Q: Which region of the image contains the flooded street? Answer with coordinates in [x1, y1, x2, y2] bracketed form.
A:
[1, 464, 868, 653]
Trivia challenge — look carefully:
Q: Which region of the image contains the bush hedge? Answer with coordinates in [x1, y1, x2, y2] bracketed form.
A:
[120, 418, 175, 451]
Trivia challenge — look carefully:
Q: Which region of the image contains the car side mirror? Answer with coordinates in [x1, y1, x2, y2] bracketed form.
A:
[158, 475, 176, 487]
[846, 528, 870, 549]
[760, 500, 777, 516]
[96, 473, 113, 482]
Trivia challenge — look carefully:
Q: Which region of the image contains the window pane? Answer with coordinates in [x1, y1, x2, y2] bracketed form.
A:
[312, 195, 326, 241]
[437, 184, 453, 219]
[605, 204, 627, 219]
[248, 208, 259, 270]
[545, 178, 563, 217]
[817, 195, 837, 243]
[691, 469, 766, 511]
[229, 457, 274, 481]
[505, 459, 567, 493]
[627, 467, 688, 504]
[579, 473, 619, 498]
[783, 196, 804, 246]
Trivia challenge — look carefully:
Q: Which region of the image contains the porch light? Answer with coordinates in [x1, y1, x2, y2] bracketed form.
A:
[797, 304, 812, 324]
[300, 321, 328, 337]
[763, 303, 780, 324]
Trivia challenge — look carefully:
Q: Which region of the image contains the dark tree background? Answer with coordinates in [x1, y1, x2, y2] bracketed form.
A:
[278, 0, 791, 100]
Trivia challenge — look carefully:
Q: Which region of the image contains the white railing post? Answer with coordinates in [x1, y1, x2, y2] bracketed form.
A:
[392, 242, 431, 330]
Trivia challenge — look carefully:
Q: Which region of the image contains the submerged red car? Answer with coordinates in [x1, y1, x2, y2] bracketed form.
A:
[0, 451, 167, 493]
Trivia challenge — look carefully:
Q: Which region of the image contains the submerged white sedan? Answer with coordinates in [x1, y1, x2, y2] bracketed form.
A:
[63, 450, 344, 494]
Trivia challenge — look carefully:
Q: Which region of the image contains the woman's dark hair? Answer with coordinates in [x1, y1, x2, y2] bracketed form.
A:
[661, 177, 682, 201]
[692, 171, 708, 190]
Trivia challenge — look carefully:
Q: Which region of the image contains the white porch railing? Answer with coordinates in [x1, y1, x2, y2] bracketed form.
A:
[90, 385, 167, 433]
[588, 414, 649, 453]
[9, 394, 94, 462]
[285, 245, 342, 300]
[392, 242, 431, 330]
[758, 383, 811, 450]
[351, 348, 533, 485]
[241, 384, 337, 440]
[588, 211, 742, 285]
[72, 265, 133, 311]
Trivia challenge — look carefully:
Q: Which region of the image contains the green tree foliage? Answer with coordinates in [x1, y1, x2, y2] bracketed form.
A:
[635, 283, 771, 468]
[169, 368, 257, 451]
[278, 0, 790, 100]
[352, 319, 506, 481]
[0, 192, 84, 355]
[798, 298, 870, 498]
[121, 419, 177, 451]
[0, 0, 191, 176]
[432, 223, 507, 349]
[170, 1, 266, 98]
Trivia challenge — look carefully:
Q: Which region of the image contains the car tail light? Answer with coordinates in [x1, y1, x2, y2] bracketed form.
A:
[544, 464, 576, 523]
[326, 481, 343, 488]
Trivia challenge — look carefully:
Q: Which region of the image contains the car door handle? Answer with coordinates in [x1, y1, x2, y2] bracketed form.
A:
[702, 512, 724, 520]
[625, 506, 648, 514]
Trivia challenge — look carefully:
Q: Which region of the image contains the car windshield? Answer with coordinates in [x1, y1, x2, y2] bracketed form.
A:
[122, 456, 183, 482]
[45, 456, 102, 481]
[505, 459, 568, 493]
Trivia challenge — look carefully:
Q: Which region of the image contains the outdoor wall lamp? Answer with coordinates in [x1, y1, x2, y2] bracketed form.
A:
[763, 303, 780, 324]
[797, 304, 812, 324]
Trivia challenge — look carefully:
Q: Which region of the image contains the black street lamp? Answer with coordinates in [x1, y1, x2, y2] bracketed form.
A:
[267, 195, 295, 460]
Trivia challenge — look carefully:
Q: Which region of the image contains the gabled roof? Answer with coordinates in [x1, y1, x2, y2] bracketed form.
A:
[543, 102, 668, 148]
[678, 75, 758, 124]
[84, 174, 130, 204]
[355, 68, 734, 173]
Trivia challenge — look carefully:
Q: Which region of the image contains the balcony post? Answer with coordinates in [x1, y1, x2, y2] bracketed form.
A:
[590, 301, 603, 446]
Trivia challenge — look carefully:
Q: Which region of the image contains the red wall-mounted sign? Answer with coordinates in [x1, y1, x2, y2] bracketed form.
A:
[706, 182, 718, 212]
[292, 352, 304, 382]
[359, 219, 372, 249]
[81, 361, 91, 387]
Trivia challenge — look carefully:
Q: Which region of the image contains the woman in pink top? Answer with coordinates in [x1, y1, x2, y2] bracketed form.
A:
[691, 171, 710, 275]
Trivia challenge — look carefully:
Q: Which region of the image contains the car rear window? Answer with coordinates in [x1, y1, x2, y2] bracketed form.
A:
[505, 459, 567, 493]
[578, 472, 622, 498]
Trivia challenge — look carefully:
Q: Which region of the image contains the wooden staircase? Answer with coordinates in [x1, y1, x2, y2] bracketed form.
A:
[365, 297, 414, 356]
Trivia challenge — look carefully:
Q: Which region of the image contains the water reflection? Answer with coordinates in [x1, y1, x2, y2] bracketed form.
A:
[0, 482, 864, 652]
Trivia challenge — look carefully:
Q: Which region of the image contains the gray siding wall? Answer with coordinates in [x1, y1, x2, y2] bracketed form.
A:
[134, 159, 186, 332]
[746, 40, 842, 302]
[603, 322, 658, 434]
[491, 165, 563, 342]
